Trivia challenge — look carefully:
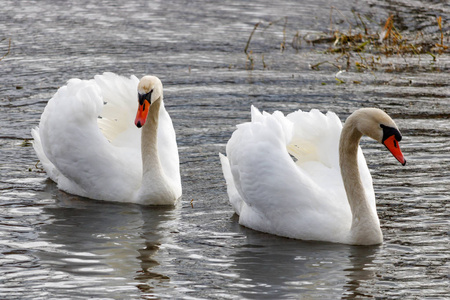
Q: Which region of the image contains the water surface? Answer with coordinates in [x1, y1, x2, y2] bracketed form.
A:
[0, 0, 449, 299]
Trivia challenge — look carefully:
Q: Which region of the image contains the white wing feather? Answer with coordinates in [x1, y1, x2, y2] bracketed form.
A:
[220, 106, 375, 243]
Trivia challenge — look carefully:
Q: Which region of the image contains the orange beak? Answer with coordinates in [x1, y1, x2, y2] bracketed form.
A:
[383, 135, 406, 166]
[135, 99, 150, 128]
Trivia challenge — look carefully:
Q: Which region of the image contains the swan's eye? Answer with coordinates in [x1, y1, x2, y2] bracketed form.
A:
[145, 89, 153, 102]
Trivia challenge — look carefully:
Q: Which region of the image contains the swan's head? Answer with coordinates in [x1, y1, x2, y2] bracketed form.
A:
[351, 108, 406, 166]
[135, 75, 163, 128]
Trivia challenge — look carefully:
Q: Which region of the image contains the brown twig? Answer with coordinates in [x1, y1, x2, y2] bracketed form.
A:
[244, 22, 261, 70]
[435, 16, 448, 54]
[244, 22, 260, 55]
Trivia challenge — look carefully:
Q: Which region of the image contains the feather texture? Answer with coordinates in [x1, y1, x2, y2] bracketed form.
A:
[32, 72, 181, 204]
[220, 106, 380, 244]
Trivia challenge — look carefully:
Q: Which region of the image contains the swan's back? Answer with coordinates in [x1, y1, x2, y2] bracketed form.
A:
[32, 73, 180, 203]
[32, 74, 141, 200]
[221, 106, 375, 243]
[95, 73, 140, 147]
[286, 109, 342, 168]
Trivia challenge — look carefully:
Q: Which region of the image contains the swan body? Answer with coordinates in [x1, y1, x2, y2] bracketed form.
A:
[220, 106, 405, 245]
[32, 72, 182, 205]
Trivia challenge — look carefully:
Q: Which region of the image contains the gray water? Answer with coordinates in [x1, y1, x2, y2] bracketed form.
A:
[1, 0, 449, 299]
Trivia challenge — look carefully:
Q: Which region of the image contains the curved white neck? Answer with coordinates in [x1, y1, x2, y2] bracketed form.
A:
[339, 117, 382, 245]
[135, 97, 179, 205]
[141, 98, 162, 175]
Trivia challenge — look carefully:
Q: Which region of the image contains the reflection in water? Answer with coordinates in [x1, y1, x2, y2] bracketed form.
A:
[37, 182, 179, 298]
[229, 222, 379, 299]
[1, 0, 449, 298]
[134, 206, 177, 294]
[343, 246, 379, 299]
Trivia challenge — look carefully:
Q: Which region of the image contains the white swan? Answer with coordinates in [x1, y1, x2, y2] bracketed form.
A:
[32, 72, 182, 205]
[220, 106, 406, 245]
